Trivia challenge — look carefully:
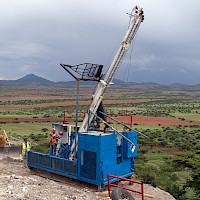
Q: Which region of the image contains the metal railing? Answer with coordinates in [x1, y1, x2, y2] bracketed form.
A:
[107, 174, 144, 200]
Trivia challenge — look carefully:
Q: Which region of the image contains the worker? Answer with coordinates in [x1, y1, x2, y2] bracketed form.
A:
[96, 101, 109, 132]
[49, 130, 57, 155]
[22, 137, 31, 160]
[55, 131, 61, 156]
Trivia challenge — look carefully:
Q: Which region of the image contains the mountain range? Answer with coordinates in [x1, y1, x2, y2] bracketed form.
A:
[0, 74, 52, 86]
[0, 74, 125, 86]
[0, 74, 200, 90]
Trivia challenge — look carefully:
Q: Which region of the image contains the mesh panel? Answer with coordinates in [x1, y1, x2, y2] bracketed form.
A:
[80, 150, 96, 180]
[60, 63, 103, 81]
[51, 157, 63, 170]
[39, 155, 50, 167]
[64, 160, 77, 174]
[70, 63, 103, 79]
[28, 152, 39, 163]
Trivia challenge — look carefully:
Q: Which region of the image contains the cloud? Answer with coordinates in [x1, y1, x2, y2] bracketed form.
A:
[0, 0, 200, 84]
[131, 55, 157, 69]
[179, 69, 187, 73]
[0, 76, 6, 80]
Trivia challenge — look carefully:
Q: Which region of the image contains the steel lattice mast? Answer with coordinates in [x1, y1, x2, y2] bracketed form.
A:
[80, 6, 144, 133]
[70, 5, 144, 159]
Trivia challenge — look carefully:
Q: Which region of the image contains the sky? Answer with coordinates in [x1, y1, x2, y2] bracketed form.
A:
[0, 0, 200, 85]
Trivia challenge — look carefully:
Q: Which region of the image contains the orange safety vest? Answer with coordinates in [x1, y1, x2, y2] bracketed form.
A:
[22, 142, 31, 155]
[50, 132, 57, 144]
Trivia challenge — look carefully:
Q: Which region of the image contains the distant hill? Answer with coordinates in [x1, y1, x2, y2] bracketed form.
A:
[0, 74, 126, 86]
[0, 74, 54, 86]
[170, 83, 190, 88]
[1, 74, 200, 90]
[16, 74, 54, 85]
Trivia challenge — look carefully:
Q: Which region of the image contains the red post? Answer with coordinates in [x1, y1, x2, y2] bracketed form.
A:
[63, 110, 67, 123]
[130, 115, 133, 128]
[108, 174, 111, 197]
[141, 182, 144, 200]
[107, 174, 144, 199]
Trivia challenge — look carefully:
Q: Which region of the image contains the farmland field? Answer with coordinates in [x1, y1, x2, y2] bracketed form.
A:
[0, 83, 200, 199]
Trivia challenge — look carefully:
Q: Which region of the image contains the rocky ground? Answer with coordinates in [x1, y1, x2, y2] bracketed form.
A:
[0, 157, 176, 200]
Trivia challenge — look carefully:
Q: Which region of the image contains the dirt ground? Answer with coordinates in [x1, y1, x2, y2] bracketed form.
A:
[0, 156, 176, 200]
[116, 115, 200, 126]
[1, 114, 200, 127]
[0, 99, 154, 110]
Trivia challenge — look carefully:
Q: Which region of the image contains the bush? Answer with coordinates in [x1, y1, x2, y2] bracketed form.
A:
[41, 128, 49, 132]
[141, 172, 157, 187]
[32, 143, 49, 154]
[166, 184, 186, 200]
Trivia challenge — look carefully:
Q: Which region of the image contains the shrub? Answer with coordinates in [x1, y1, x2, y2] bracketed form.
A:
[41, 128, 49, 132]
[142, 172, 157, 187]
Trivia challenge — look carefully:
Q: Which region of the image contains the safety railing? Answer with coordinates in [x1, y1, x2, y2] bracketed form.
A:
[107, 174, 144, 200]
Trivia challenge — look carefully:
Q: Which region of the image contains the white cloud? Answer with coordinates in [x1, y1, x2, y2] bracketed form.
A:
[19, 65, 32, 73]
[0, 76, 6, 80]
[132, 55, 157, 67]
[0, 0, 200, 84]
[179, 69, 187, 73]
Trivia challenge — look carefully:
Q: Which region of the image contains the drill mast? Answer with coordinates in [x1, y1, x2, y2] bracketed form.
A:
[79, 6, 144, 133]
[68, 5, 144, 160]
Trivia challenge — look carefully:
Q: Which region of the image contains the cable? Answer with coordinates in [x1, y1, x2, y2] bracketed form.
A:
[104, 20, 130, 77]
[123, 25, 139, 83]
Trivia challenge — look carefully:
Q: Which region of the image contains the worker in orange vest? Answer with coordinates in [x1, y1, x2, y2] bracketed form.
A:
[49, 130, 57, 155]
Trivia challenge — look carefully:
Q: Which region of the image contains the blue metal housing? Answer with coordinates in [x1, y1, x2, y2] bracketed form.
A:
[27, 129, 138, 186]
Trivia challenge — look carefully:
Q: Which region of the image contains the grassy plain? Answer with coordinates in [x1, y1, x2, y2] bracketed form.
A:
[0, 122, 51, 137]
[0, 84, 200, 199]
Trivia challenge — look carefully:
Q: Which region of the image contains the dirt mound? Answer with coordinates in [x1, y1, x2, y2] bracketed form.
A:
[0, 156, 22, 162]
[0, 146, 22, 160]
[0, 157, 175, 200]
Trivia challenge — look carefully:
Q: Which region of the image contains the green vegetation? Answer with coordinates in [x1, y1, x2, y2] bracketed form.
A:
[135, 148, 200, 200]
[134, 125, 200, 199]
[106, 98, 200, 118]
[0, 122, 51, 153]
[0, 105, 88, 118]
[0, 84, 200, 199]
[136, 126, 200, 150]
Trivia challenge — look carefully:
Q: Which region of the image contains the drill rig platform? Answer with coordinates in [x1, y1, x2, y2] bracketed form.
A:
[27, 5, 144, 187]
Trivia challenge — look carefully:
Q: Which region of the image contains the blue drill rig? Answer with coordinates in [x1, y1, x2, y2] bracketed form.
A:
[27, 5, 144, 188]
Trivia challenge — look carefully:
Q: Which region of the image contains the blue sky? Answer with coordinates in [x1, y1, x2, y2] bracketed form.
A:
[0, 0, 200, 85]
